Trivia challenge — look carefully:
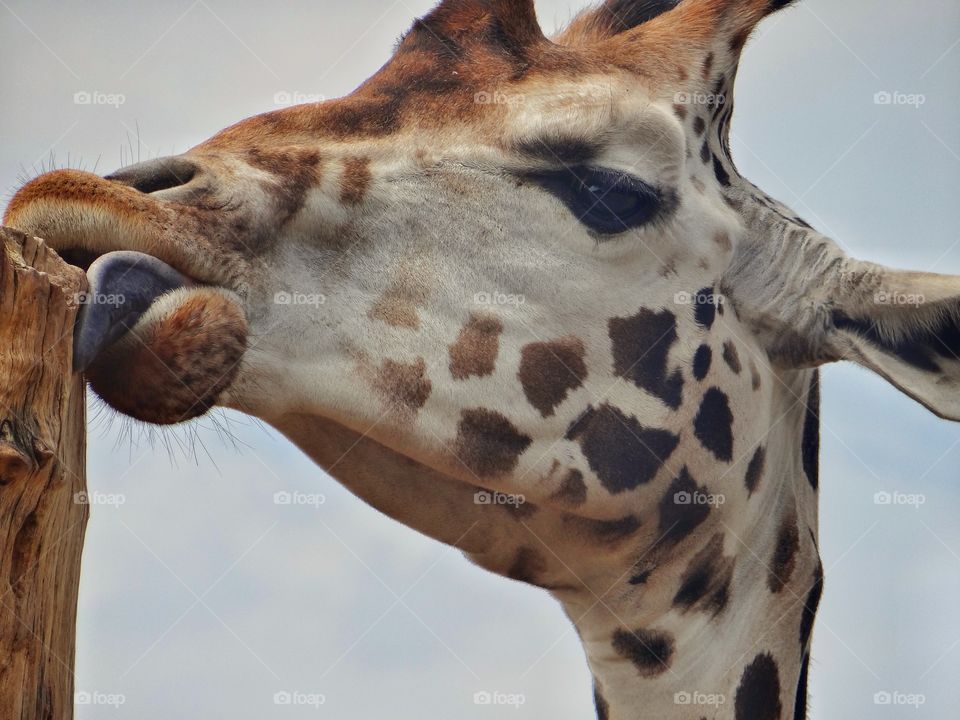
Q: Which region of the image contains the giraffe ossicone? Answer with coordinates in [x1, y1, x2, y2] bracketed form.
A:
[6, 0, 960, 717]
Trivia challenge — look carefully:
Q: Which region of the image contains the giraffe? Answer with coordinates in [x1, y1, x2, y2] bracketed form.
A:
[5, 0, 960, 717]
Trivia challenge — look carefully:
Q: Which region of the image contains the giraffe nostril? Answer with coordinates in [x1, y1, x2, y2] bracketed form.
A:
[105, 156, 198, 194]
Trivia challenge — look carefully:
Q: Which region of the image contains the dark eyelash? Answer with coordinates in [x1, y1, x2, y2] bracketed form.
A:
[528, 166, 666, 236]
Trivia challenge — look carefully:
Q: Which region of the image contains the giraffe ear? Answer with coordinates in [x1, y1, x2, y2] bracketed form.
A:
[559, 0, 799, 60]
[823, 267, 960, 421]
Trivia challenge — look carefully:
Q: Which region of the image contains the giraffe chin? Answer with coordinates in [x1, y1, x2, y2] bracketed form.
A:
[84, 287, 248, 426]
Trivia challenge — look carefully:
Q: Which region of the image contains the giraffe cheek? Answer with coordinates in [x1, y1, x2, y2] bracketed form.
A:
[86, 288, 248, 425]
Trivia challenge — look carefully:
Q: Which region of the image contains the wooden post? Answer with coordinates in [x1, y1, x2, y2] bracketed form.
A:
[0, 227, 88, 719]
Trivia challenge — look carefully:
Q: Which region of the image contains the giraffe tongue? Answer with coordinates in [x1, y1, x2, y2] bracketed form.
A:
[73, 250, 193, 372]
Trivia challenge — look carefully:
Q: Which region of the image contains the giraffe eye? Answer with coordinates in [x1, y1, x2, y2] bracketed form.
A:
[532, 167, 663, 235]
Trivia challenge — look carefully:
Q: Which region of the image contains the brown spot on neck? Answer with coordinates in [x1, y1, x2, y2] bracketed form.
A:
[612, 628, 675, 678]
[453, 408, 531, 478]
[368, 264, 429, 330]
[609, 308, 683, 410]
[518, 336, 587, 417]
[769, 515, 800, 593]
[672, 532, 734, 616]
[339, 157, 372, 206]
[659, 467, 711, 545]
[370, 357, 432, 415]
[744, 446, 766, 496]
[722, 340, 742, 374]
[567, 404, 680, 494]
[449, 313, 503, 380]
[549, 465, 587, 508]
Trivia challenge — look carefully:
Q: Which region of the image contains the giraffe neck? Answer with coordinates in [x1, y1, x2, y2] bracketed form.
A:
[558, 369, 823, 720]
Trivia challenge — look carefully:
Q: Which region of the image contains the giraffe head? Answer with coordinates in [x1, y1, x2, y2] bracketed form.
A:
[6, 0, 960, 716]
[7, 0, 960, 429]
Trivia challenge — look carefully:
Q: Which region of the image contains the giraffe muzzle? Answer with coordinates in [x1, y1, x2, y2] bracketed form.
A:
[73, 250, 194, 372]
[70, 251, 249, 425]
[4, 166, 253, 424]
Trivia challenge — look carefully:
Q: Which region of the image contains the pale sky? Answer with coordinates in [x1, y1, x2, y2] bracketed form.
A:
[2, 1, 960, 718]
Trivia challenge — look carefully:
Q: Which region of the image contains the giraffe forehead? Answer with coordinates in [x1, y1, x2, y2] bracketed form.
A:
[200, 13, 693, 156]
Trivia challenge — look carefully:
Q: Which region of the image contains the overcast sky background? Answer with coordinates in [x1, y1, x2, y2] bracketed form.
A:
[2, 1, 960, 718]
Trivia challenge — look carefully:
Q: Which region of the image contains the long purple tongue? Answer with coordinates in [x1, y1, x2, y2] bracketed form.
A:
[73, 250, 191, 372]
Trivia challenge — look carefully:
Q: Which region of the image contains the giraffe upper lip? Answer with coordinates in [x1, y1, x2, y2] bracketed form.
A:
[3, 169, 234, 291]
[3, 168, 248, 373]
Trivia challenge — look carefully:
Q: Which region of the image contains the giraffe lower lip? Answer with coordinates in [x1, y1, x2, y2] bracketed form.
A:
[73, 250, 194, 372]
